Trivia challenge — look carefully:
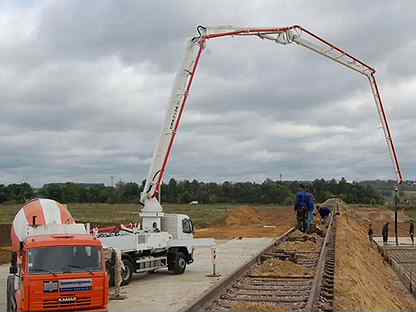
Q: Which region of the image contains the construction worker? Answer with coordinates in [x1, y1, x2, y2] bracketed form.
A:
[382, 222, 389, 245]
[410, 221, 414, 245]
[318, 205, 331, 225]
[294, 184, 306, 232]
[368, 223, 374, 244]
[306, 186, 316, 233]
[152, 222, 160, 232]
[104, 248, 126, 300]
[294, 184, 313, 233]
[112, 249, 125, 299]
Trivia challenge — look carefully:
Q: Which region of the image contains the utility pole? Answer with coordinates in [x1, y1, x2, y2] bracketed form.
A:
[394, 185, 399, 246]
[280, 173, 282, 183]
[111, 176, 114, 188]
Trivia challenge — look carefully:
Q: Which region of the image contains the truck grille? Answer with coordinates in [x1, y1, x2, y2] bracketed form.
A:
[43, 297, 91, 309]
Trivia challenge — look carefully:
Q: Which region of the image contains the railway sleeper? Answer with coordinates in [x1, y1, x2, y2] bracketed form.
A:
[242, 279, 313, 287]
[233, 284, 311, 291]
[214, 300, 306, 312]
[231, 288, 311, 297]
[219, 294, 309, 304]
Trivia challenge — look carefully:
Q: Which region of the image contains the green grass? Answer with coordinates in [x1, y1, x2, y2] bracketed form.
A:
[0, 202, 282, 228]
[0, 203, 20, 225]
[407, 207, 416, 221]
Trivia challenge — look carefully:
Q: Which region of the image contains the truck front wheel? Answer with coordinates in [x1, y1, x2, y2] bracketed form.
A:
[121, 259, 134, 286]
[169, 252, 187, 274]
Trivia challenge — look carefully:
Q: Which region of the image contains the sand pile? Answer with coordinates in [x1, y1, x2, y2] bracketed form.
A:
[194, 207, 294, 239]
[231, 303, 288, 312]
[363, 209, 410, 223]
[335, 211, 416, 311]
[288, 230, 321, 242]
[225, 207, 262, 226]
[283, 230, 321, 252]
[280, 240, 320, 252]
[287, 229, 306, 240]
[252, 259, 313, 278]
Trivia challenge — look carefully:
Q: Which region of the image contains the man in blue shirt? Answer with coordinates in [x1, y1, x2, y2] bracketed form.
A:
[294, 184, 315, 233]
[318, 205, 331, 225]
[305, 187, 316, 233]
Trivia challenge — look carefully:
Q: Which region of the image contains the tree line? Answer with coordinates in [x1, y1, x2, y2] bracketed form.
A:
[0, 177, 384, 205]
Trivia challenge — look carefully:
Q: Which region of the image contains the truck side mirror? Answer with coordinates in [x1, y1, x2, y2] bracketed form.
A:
[182, 219, 194, 234]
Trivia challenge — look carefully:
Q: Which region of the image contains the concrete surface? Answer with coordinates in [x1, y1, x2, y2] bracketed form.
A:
[109, 237, 273, 312]
[0, 238, 273, 312]
[373, 236, 416, 297]
[0, 264, 7, 311]
[373, 236, 415, 247]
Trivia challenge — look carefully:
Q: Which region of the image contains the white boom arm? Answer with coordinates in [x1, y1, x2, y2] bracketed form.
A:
[139, 25, 403, 230]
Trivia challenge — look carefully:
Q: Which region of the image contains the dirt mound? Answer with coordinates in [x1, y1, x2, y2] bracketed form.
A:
[0, 247, 10, 264]
[195, 225, 292, 240]
[195, 207, 295, 239]
[252, 259, 313, 278]
[287, 229, 306, 239]
[0, 224, 11, 246]
[279, 240, 320, 252]
[359, 208, 410, 223]
[288, 230, 322, 242]
[225, 207, 262, 226]
[347, 206, 412, 237]
[335, 211, 416, 311]
[231, 303, 289, 312]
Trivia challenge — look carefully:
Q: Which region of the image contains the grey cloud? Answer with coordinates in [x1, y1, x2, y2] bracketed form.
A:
[0, 0, 415, 186]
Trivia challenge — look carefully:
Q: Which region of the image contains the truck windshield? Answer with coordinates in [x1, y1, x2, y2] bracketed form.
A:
[28, 246, 101, 274]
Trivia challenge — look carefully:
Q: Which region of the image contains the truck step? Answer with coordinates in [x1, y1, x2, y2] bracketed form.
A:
[134, 256, 168, 273]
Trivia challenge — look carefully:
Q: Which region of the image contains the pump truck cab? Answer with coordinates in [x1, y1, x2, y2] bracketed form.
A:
[7, 198, 108, 312]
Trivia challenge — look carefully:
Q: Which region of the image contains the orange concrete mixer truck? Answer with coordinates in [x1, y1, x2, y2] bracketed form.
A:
[6, 198, 108, 312]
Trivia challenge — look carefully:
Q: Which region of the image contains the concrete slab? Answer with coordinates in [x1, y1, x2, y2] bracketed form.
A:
[0, 238, 274, 312]
[373, 236, 416, 298]
[109, 237, 273, 312]
[373, 236, 415, 247]
[0, 264, 8, 312]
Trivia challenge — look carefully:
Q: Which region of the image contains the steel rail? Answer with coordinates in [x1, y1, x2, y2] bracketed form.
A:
[179, 227, 295, 312]
[181, 219, 337, 312]
[305, 213, 336, 311]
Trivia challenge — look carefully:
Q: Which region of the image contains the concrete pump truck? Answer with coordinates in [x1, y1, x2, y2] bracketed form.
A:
[97, 24, 405, 285]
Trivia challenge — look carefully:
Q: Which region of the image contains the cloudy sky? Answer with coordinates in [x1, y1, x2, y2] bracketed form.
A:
[0, 1, 415, 187]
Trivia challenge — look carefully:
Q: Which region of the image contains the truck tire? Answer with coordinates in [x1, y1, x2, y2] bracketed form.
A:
[171, 252, 187, 274]
[121, 258, 134, 286]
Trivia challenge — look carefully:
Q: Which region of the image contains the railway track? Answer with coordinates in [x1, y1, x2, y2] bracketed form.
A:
[183, 215, 337, 312]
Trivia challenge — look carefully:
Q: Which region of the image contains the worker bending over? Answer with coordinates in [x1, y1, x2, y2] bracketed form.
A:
[318, 205, 331, 225]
